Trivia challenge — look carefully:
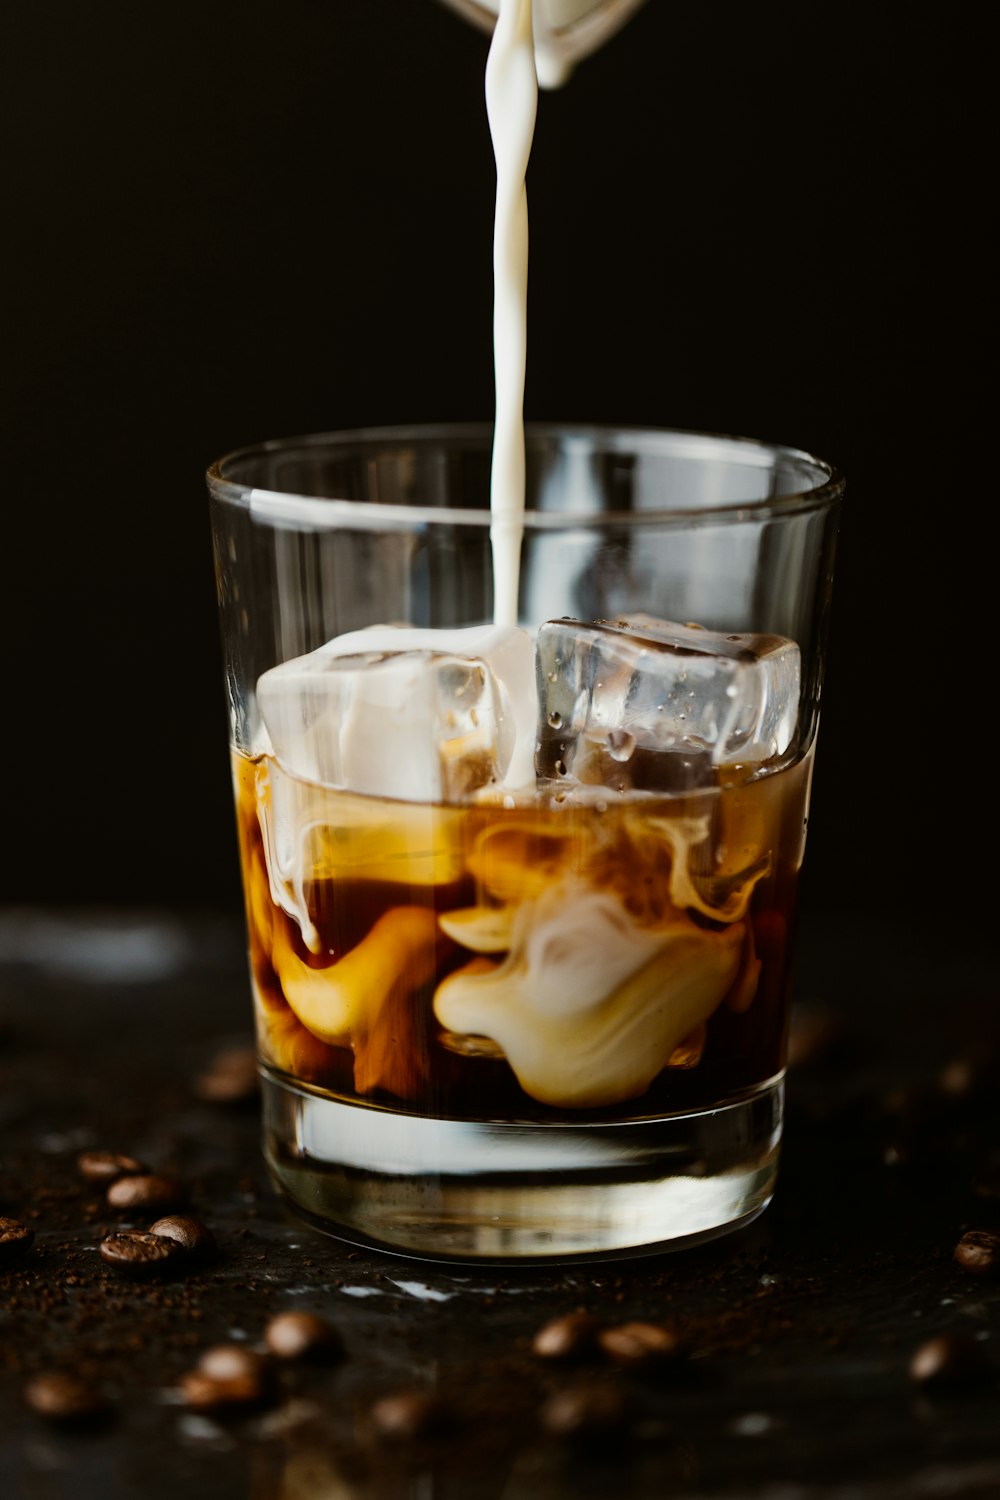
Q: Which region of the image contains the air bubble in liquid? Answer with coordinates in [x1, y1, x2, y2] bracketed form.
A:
[607, 729, 636, 762]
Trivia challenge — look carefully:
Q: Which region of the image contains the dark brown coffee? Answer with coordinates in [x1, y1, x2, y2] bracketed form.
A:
[233, 736, 810, 1124]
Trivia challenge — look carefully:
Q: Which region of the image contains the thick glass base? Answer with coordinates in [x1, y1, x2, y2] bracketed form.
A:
[261, 1068, 783, 1264]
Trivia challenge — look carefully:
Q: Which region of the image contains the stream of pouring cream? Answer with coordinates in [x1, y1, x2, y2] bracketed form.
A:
[486, 0, 538, 627]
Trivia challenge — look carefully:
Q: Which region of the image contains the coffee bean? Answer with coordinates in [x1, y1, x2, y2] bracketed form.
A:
[77, 1150, 145, 1184]
[264, 1310, 342, 1362]
[0, 1216, 35, 1263]
[195, 1044, 259, 1105]
[954, 1229, 1000, 1277]
[369, 1389, 450, 1442]
[25, 1372, 111, 1423]
[540, 1384, 628, 1443]
[197, 1344, 270, 1383]
[178, 1344, 274, 1414]
[106, 1173, 183, 1215]
[532, 1311, 602, 1361]
[149, 1215, 216, 1258]
[178, 1369, 270, 1414]
[909, 1334, 991, 1390]
[597, 1320, 683, 1368]
[939, 1047, 999, 1100]
[938, 1057, 978, 1098]
[99, 1229, 182, 1276]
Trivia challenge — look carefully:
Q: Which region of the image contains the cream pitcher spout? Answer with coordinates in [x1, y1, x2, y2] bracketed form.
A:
[438, 0, 647, 87]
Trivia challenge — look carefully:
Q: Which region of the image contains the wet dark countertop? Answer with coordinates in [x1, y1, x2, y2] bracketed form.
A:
[1, 907, 998, 1500]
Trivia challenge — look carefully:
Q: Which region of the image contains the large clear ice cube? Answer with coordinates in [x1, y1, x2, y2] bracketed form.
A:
[257, 623, 537, 802]
[535, 615, 800, 793]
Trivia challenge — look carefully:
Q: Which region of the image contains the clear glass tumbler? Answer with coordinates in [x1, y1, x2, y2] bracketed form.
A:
[207, 423, 843, 1262]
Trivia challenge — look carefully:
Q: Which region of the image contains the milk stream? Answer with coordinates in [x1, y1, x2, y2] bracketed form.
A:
[486, 0, 538, 628]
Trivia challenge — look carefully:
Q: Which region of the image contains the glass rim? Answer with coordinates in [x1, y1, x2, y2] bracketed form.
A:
[206, 421, 845, 531]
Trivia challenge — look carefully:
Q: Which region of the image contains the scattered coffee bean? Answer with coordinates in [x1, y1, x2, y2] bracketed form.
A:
[0, 1216, 35, 1263]
[99, 1229, 182, 1276]
[195, 1044, 259, 1105]
[264, 1310, 342, 1362]
[77, 1150, 145, 1184]
[540, 1383, 628, 1443]
[938, 1057, 978, 1098]
[532, 1311, 602, 1361]
[197, 1343, 270, 1383]
[106, 1173, 183, 1215]
[24, 1372, 111, 1423]
[597, 1320, 683, 1368]
[369, 1389, 450, 1442]
[909, 1333, 991, 1390]
[149, 1215, 216, 1258]
[176, 1343, 274, 1414]
[177, 1369, 270, 1414]
[954, 1230, 1000, 1277]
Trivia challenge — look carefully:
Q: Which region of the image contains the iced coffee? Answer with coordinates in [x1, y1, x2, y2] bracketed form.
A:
[233, 614, 812, 1123]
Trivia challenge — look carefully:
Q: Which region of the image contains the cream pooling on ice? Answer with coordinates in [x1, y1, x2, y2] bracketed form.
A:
[256, 624, 537, 806]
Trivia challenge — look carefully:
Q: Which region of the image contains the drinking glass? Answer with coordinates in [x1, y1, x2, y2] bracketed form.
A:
[207, 423, 843, 1261]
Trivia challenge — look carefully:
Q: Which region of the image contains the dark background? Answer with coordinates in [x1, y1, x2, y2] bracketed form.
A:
[2, 1, 979, 925]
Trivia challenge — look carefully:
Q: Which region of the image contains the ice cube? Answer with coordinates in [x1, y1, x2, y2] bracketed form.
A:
[257, 624, 537, 802]
[535, 615, 800, 792]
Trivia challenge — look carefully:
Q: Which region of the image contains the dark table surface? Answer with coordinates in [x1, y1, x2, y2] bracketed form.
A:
[1, 906, 998, 1500]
